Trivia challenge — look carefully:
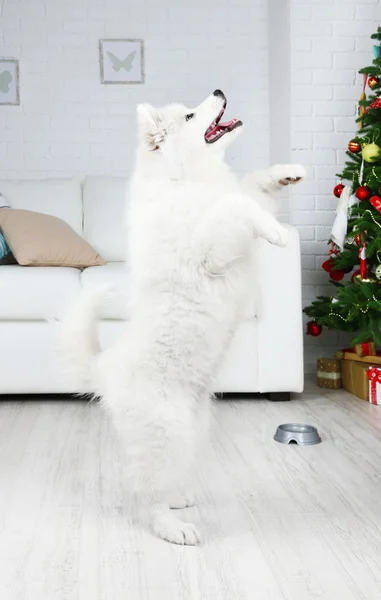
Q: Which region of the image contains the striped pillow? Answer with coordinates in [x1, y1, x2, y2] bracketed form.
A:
[0, 232, 9, 259]
[0, 231, 16, 264]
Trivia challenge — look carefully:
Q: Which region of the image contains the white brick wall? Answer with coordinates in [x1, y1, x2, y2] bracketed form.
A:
[2, 0, 381, 372]
[0, 0, 269, 179]
[290, 0, 380, 371]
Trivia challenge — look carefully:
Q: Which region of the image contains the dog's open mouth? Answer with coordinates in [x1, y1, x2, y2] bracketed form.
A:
[204, 102, 242, 144]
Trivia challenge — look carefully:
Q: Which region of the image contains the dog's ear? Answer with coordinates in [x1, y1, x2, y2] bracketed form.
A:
[137, 104, 159, 128]
[137, 104, 166, 151]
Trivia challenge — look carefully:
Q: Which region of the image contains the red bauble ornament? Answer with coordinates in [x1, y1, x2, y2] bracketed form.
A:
[342, 264, 353, 274]
[356, 185, 372, 201]
[348, 140, 361, 153]
[333, 184, 344, 198]
[322, 258, 332, 272]
[368, 75, 380, 89]
[370, 195, 381, 213]
[306, 320, 322, 337]
[351, 270, 361, 283]
[330, 268, 346, 281]
[321, 257, 345, 280]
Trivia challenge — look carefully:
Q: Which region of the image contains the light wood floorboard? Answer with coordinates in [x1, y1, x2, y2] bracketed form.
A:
[1, 382, 381, 600]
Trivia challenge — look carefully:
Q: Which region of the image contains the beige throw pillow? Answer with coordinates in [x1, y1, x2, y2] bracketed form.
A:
[0, 208, 105, 267]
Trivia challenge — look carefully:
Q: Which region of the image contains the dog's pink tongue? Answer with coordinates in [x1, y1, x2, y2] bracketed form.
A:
[205, 118, 239, 141]
[219, 118, 238, 128]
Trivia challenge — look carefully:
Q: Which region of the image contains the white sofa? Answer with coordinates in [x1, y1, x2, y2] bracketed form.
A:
[0, 177, 304, 397]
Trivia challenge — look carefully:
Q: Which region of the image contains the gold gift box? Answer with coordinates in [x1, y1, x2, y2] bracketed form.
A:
[317, 358, 341, 389]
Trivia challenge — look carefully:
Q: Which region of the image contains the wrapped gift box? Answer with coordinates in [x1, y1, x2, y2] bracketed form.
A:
[367, 367, 381, 405]
[341, 359, 374, 400]
[317, 358, 341, 389]
[337, 348, 381, 365]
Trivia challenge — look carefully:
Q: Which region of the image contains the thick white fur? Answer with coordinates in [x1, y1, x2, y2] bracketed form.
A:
[60, 92, 305, 545]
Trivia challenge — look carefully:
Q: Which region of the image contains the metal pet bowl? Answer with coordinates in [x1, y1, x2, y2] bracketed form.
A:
[274, 423, 321, 446]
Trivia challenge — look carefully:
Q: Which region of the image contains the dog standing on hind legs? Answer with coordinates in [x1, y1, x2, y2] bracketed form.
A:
[60, 89, 305, 545]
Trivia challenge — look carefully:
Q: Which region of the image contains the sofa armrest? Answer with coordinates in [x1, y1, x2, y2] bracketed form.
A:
[255, 224, 304, 393]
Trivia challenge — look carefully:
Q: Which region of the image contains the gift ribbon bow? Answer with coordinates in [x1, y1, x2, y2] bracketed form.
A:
[367, 367, 381, 405]
[357, 342, 373, 356]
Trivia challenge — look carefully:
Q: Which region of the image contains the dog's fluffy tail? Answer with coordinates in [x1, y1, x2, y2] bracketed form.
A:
[58, 287, 114, 393]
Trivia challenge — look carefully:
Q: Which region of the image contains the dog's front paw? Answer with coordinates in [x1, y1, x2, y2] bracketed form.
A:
[271, 164, 307, 186]
[265, 224, 289, 247]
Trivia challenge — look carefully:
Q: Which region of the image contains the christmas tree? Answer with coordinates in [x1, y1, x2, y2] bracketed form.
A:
[304, 27, 381, 346]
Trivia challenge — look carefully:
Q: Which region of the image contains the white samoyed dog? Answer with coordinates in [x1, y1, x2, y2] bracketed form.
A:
[60, 90, 305, 545]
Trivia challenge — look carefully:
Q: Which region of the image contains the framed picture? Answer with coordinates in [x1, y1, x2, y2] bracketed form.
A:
[0, 59, 20, 105]
[99, 39, 144, 85]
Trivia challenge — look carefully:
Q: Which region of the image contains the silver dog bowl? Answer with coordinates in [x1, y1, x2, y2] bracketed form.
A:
[274, 423, 321, 446]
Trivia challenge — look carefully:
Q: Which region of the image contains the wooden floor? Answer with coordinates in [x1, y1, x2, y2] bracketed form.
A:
[1, 382, 381, 600]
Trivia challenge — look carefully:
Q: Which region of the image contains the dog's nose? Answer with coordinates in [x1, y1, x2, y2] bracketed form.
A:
[213, 89, 225, 98]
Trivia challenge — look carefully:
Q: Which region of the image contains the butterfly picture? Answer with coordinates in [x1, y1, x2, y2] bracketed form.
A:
[107, 50, 136, 72]
[0, 70, 12, 93]
[100, 39, 144, 84]
[0, 59, 19, 105]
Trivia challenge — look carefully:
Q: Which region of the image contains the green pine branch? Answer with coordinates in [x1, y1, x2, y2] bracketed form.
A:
[303, 27, 381, 345]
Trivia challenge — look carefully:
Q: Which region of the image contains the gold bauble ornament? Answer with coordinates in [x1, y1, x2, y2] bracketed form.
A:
[362, 142, 381, 163]
[368, 75, 380, 89]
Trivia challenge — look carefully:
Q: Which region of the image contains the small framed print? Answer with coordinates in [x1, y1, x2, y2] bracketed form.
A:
[0, 59, 20, 105]
[100, 39, 144, 85]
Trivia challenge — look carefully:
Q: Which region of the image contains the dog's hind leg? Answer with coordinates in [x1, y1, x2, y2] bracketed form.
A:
[108, 392, 202, 545]
[138, 469, 200, 544]
[166, 392, 210, 511]
[130, 464, 201, 545]
[149, 448, 201, 543]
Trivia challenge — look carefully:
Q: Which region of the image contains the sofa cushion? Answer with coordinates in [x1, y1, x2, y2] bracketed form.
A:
[83, 177, 127, 262]
[0, 265, 81, 320]
[0, 208, 105, 267]
[0, 193, 10, 209]
[80, 262, 130, 319]
[0, 179, 83, 235]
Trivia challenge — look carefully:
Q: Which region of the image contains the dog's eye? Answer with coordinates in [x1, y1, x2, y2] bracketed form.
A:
[185, 113, 195, 121]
